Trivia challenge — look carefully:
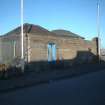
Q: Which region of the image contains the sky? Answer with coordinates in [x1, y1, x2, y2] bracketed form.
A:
[0, 0, 105, 48]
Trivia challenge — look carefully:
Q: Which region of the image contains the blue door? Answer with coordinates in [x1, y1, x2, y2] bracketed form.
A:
[52, 44, 56, 61]
[48, 44, 52, 62]
[48, 43, 56, 62]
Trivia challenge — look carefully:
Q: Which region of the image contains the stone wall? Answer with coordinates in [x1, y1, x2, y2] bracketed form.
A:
[0, 31, 98, 70]
[27, 33, 98, 64]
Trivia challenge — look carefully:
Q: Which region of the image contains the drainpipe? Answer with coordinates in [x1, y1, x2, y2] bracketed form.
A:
[26, 25, 32, 63]
[13, 40, 16, 58]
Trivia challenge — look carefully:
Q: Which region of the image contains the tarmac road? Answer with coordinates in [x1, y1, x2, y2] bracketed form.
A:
[0, 69, 105, 105]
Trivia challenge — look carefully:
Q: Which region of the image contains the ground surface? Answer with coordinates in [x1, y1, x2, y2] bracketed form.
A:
[0, 69, 105, 105]
[0, 63, 105, 92]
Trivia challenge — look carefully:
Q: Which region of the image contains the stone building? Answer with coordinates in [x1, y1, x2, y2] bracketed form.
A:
[0, 23, 98, 69]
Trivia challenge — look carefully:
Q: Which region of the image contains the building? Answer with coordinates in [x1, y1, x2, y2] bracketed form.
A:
[0, 23, 98, 70]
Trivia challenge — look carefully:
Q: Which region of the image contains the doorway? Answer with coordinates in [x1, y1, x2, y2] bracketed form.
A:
[48, 43, 56, 62]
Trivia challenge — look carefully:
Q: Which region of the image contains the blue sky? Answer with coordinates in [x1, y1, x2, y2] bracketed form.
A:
[0, 0, 105, 48]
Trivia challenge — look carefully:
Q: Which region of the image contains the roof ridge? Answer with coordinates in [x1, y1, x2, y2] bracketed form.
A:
[52, 29, 84, 39]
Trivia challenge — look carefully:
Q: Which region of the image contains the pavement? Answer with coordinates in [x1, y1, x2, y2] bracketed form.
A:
[0, 63, 105, 93]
